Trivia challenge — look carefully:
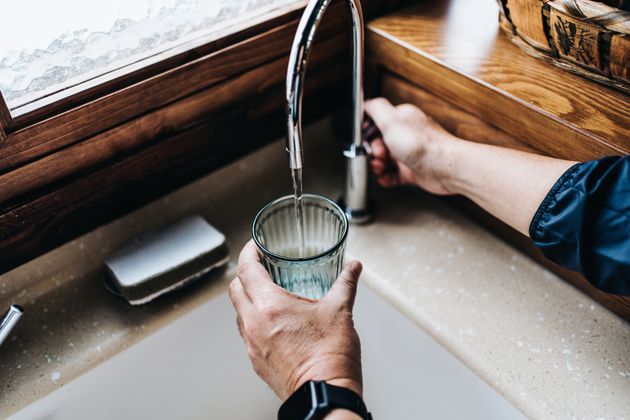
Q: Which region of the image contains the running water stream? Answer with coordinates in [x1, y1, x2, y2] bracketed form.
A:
[291, 168, 306, 258]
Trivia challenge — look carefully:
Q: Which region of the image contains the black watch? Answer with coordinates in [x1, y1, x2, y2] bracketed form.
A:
[278, 380, 372, 420]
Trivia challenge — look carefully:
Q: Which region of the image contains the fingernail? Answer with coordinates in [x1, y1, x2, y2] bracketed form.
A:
[350, 261, 362, 276]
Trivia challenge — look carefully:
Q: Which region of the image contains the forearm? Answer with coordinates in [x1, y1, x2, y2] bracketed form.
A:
[436, 138, 577, 236]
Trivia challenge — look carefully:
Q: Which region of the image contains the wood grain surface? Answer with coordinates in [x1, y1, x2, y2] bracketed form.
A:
[367, 0, 630, 161]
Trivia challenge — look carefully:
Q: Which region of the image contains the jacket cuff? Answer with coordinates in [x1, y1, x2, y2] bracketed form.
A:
[529, 163, 583, 241]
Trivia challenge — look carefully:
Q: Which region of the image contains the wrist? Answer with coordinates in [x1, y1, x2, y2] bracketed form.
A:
[325, 409, 363, 420]
[413, 134, 463, 195]
[287, 376, 363, 400]
[324, 378, 363, 398]
[287, 355, 363, 400]
[323, 381, 366, 420]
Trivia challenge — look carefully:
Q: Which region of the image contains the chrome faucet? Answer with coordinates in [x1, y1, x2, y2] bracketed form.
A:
[286, 0, 371, 223]
[0, 304, 23, 347]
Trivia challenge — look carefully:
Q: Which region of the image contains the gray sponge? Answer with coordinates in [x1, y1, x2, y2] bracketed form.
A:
[104, 216, 229, 305]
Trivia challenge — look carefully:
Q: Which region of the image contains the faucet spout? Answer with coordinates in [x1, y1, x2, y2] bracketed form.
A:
[286, 0, 371, 223]
[0, 304, 23, 347]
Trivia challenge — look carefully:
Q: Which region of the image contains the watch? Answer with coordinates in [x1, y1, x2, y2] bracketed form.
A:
[278, 380, 372, 420]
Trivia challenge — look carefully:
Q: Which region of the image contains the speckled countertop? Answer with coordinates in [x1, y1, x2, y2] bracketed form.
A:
[1, 120, 629, 418]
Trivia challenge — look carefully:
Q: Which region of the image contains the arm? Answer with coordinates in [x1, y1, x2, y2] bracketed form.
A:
[438, 140, 577, 236]
[365, 98, 577, 236]
[365, 98, 630, 295]
[228, 241, 364, 419]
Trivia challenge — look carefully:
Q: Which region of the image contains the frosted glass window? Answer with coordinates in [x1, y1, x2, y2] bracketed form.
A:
[0, 0, 301, 110]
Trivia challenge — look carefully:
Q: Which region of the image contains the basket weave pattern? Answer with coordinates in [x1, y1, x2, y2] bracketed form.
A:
[498, 0, 630, 93]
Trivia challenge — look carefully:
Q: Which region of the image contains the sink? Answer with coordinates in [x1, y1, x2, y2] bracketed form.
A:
[9, 279, 523, 419]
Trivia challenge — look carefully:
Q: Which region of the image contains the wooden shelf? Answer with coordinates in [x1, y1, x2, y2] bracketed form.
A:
[367, 0, 629, 161]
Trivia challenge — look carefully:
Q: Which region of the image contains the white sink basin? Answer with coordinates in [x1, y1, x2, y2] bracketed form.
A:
[10, 280, 523, 420]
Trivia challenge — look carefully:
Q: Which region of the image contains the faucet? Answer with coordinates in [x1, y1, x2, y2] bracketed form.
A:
[286, 0, 371, 223]
[0, 304, 23, 347]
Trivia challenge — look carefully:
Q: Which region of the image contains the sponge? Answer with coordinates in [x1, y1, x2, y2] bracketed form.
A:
[104, 216, 229, 305]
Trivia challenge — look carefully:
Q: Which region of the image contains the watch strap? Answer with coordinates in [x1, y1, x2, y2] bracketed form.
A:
[278, 380, 372, 420]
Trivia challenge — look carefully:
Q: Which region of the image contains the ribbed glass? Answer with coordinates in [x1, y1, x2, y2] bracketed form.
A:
[252, 194, 348, 300]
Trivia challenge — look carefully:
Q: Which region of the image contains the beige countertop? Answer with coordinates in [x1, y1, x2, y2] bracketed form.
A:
[1, 120, 629, 418]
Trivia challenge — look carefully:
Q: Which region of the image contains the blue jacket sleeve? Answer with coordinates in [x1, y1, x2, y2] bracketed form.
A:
[529, 156, 630, 296]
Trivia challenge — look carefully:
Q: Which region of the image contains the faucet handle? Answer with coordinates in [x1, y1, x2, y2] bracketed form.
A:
[362, 115, 382, 144]
[0, 305, 23, 347]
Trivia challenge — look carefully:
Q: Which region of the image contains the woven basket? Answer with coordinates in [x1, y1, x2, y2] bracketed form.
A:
[497, 0, 630, 93]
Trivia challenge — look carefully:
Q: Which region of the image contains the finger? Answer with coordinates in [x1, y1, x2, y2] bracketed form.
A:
[228, 277, 253, 315]
[362, 116, 382, 142]
[370, 159, 387, 176]
[365, 98, 397, 135]
[237, 240, 275, 300]
[324, 261, 363, 310]
[370, 138, 388, 159]
[377, 173, 400, 188]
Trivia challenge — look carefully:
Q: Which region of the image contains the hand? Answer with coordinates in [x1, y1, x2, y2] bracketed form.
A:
[228, 240, 364, 402]
[365, 97, 458, 195]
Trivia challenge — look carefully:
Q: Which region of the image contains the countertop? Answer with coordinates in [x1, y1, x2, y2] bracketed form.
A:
[1, 120, 629, 418]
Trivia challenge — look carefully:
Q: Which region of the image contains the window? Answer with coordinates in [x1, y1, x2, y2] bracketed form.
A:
[0, 0, 303, 116]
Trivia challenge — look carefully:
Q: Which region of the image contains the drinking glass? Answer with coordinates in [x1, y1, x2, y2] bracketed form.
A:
[252, 194, 348, 300]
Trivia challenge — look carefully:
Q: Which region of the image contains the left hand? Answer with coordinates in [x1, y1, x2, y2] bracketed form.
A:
[228, 240, 364, 401]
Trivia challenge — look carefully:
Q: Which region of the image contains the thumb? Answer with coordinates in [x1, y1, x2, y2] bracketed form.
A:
[365, 98, 396, 137]
[325, 261, 363, 310]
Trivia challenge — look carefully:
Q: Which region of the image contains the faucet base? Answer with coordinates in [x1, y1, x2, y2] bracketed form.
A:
[341, 142, 372, 224]
[338, 197, 372, 224]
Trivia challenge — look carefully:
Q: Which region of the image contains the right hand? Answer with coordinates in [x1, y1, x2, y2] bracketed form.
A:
[365, 98, 458, 196]
[228, 241, 364, 403]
